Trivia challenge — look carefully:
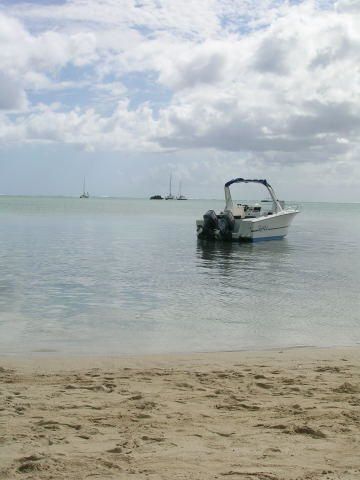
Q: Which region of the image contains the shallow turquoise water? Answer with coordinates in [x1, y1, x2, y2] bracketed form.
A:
[0, 197, 359, 354]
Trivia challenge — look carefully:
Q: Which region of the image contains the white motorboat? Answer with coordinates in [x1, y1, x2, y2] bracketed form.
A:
[196, 178, 299, 242]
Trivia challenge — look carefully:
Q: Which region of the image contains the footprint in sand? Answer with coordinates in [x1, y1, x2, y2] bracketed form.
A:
[141, 435, 165, 443]
[175, 382, 194, 389]
[333, 382, 359, 394]
[315, 366, 342, 373]
[36, 419, 81, 431]
[129, 394, 143, 400]
[210, 430, 235, 438]
[136, 413, 152, 419]
[136, 401, 157, 410]
[289, 425, 326, 439]
[107, 446, 122, 453]
[255, 382, 272, 390]
[16, 454, 47, 474]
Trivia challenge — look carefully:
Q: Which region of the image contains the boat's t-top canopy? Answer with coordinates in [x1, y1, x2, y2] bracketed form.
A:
[224, 178, 269, 188]
[224, 177, 283, 213]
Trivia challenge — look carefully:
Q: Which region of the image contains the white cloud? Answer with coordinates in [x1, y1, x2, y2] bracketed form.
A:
[0, 73, 27, 110]
[0, 0, 359, 189]
[0, 101, 159, 153]
[336, 0, 360, 13]
[0, 11, 98, 97]
[9, 0, 221, 38]
[150, 1, 360, 164]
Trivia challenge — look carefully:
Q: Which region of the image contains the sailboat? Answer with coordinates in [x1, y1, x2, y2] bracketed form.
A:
[176, 181, 187, 200]
[165, 174, 174, 200]
[80, 177, 89, 198]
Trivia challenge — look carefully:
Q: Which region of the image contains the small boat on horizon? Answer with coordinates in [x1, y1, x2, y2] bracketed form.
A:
[165, 174, 175, 200]
[80, 177, 89, 199]
[176, 181, 187, 200]
[150, 194, 164, 200]
[196, 177, 299, 242]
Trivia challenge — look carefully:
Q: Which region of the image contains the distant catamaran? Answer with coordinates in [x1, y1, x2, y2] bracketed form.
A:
[165, 174, 174, 200]
[80, 177, 89, 198]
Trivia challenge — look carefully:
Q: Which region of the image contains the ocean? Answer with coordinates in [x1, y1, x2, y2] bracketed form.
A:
[0, 196, 359, 355]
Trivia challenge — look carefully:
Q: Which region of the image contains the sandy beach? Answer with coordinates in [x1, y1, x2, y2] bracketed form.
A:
[1, 347, 360, 480]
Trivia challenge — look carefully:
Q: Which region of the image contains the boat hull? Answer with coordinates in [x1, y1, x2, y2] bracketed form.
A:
[197, 210, 298, 242]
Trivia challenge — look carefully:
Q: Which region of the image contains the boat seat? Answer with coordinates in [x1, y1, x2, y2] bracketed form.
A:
[229, 205, 245, 218]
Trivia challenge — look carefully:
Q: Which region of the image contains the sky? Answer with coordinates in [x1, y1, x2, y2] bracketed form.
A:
[0, 0, 360, 201]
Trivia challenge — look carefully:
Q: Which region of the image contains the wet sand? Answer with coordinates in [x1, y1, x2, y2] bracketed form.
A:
[0, 346, 360, 479]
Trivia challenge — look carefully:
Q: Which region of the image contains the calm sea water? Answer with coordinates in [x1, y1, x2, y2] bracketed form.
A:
[0, 196, 359, 355]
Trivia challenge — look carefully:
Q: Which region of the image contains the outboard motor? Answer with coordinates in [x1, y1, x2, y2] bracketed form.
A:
[218, 210, 235, 240]
[200, 210, 219, 238]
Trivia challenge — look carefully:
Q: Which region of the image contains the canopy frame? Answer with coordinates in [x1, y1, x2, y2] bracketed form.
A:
[224, 178, 283, 213]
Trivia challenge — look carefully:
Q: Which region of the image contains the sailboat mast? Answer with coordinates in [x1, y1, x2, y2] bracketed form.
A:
[169, 174, 172, 196]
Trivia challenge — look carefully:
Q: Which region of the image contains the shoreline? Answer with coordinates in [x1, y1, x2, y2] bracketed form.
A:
[1, 346, 360, 479]
[1, 343, 359, 370]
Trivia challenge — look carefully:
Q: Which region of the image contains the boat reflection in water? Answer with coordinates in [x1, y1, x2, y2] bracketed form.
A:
[194, 239, 298, 350]
[196, 238, 293, 282]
